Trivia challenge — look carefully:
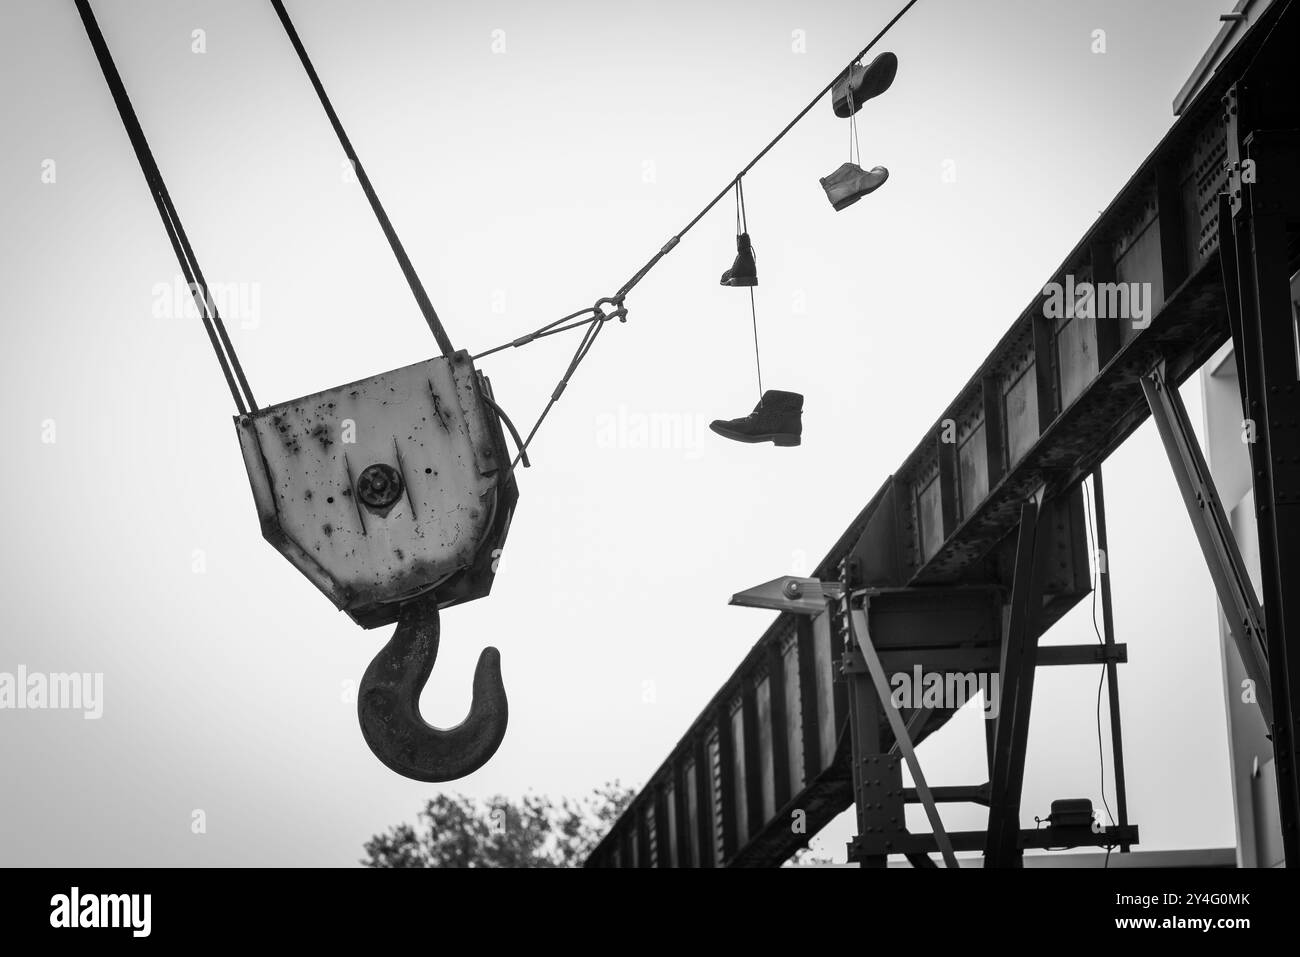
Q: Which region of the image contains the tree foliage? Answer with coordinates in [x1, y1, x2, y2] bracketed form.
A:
[362, 782, 635, 868]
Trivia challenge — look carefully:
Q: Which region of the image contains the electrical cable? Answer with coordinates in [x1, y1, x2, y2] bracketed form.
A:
[1083, 478, 1117, 830]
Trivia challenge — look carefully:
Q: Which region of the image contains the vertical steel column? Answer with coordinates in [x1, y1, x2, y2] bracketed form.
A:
[846, 635, 891, 869]
[985, 500, 1051, 867]
[1091, 467, 1131, 852]
[1225, 130, 1300, 865]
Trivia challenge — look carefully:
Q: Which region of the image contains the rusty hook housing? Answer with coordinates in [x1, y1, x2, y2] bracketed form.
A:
[357, 595, 508, 782]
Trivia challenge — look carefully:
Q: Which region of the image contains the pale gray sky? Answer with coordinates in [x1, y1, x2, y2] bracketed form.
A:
[1, 0, 1239, 865]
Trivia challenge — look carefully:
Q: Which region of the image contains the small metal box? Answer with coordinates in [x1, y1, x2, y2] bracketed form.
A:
[236, 350, 517, 628]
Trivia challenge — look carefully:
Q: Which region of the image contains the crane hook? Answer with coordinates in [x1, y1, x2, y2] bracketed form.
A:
[357, 594, 508, 782]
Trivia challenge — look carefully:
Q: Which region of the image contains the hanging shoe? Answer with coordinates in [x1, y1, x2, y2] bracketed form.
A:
[819, 162, 888, 211]
[709, 390, 803, 446]
[720, 232, 758, 287]
[832, 52, 899, 118]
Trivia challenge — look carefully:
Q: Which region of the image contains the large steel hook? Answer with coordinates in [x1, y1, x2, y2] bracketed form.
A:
[357, 594, 508, 782]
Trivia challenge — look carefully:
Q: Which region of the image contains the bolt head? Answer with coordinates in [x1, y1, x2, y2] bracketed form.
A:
[358, 464, 404, 509]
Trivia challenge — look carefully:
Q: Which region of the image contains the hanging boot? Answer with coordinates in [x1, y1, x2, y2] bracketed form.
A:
[720, 232, 758, 287]
[709, 390, 803, 446]
[819, 162, 889, 211]
[831, 52, 899, 118]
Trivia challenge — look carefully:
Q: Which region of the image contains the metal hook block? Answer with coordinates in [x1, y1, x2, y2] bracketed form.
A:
[234, 350, 518, 628]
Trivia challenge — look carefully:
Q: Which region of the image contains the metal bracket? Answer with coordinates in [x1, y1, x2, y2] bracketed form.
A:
[729, 576, 845, 615]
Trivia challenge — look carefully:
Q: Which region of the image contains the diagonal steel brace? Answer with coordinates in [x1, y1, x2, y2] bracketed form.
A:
[1141, 361, 1272, 724]
[848, 605, 960, 868]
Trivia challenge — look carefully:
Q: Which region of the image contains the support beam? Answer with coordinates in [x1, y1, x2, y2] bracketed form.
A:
[1036, 643, 1128, 666]
[903, 784, 990, 806]
[1223, 129, 1300, 865]
[845, 622, 892, 870]
[985, 501, 1052, 867]
[1140, 362, 1272, 722]
[851, 825, 1139, 857]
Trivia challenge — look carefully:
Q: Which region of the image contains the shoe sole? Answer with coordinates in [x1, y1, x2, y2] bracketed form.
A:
[832, 52, 899, 118]
[825, 172, 889, 211]
[856, 52, 899, 99]
[710, 426, 801, 446]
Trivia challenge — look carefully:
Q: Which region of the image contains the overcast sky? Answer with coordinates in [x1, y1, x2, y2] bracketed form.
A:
[1, 0, 1242, 865]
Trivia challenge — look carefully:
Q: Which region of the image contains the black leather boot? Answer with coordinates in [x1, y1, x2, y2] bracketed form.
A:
[709, 389, 803, 446]
[820, 162, 889, 211]
[720, 232, 758, 287]
[831, 51, 899, 118]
